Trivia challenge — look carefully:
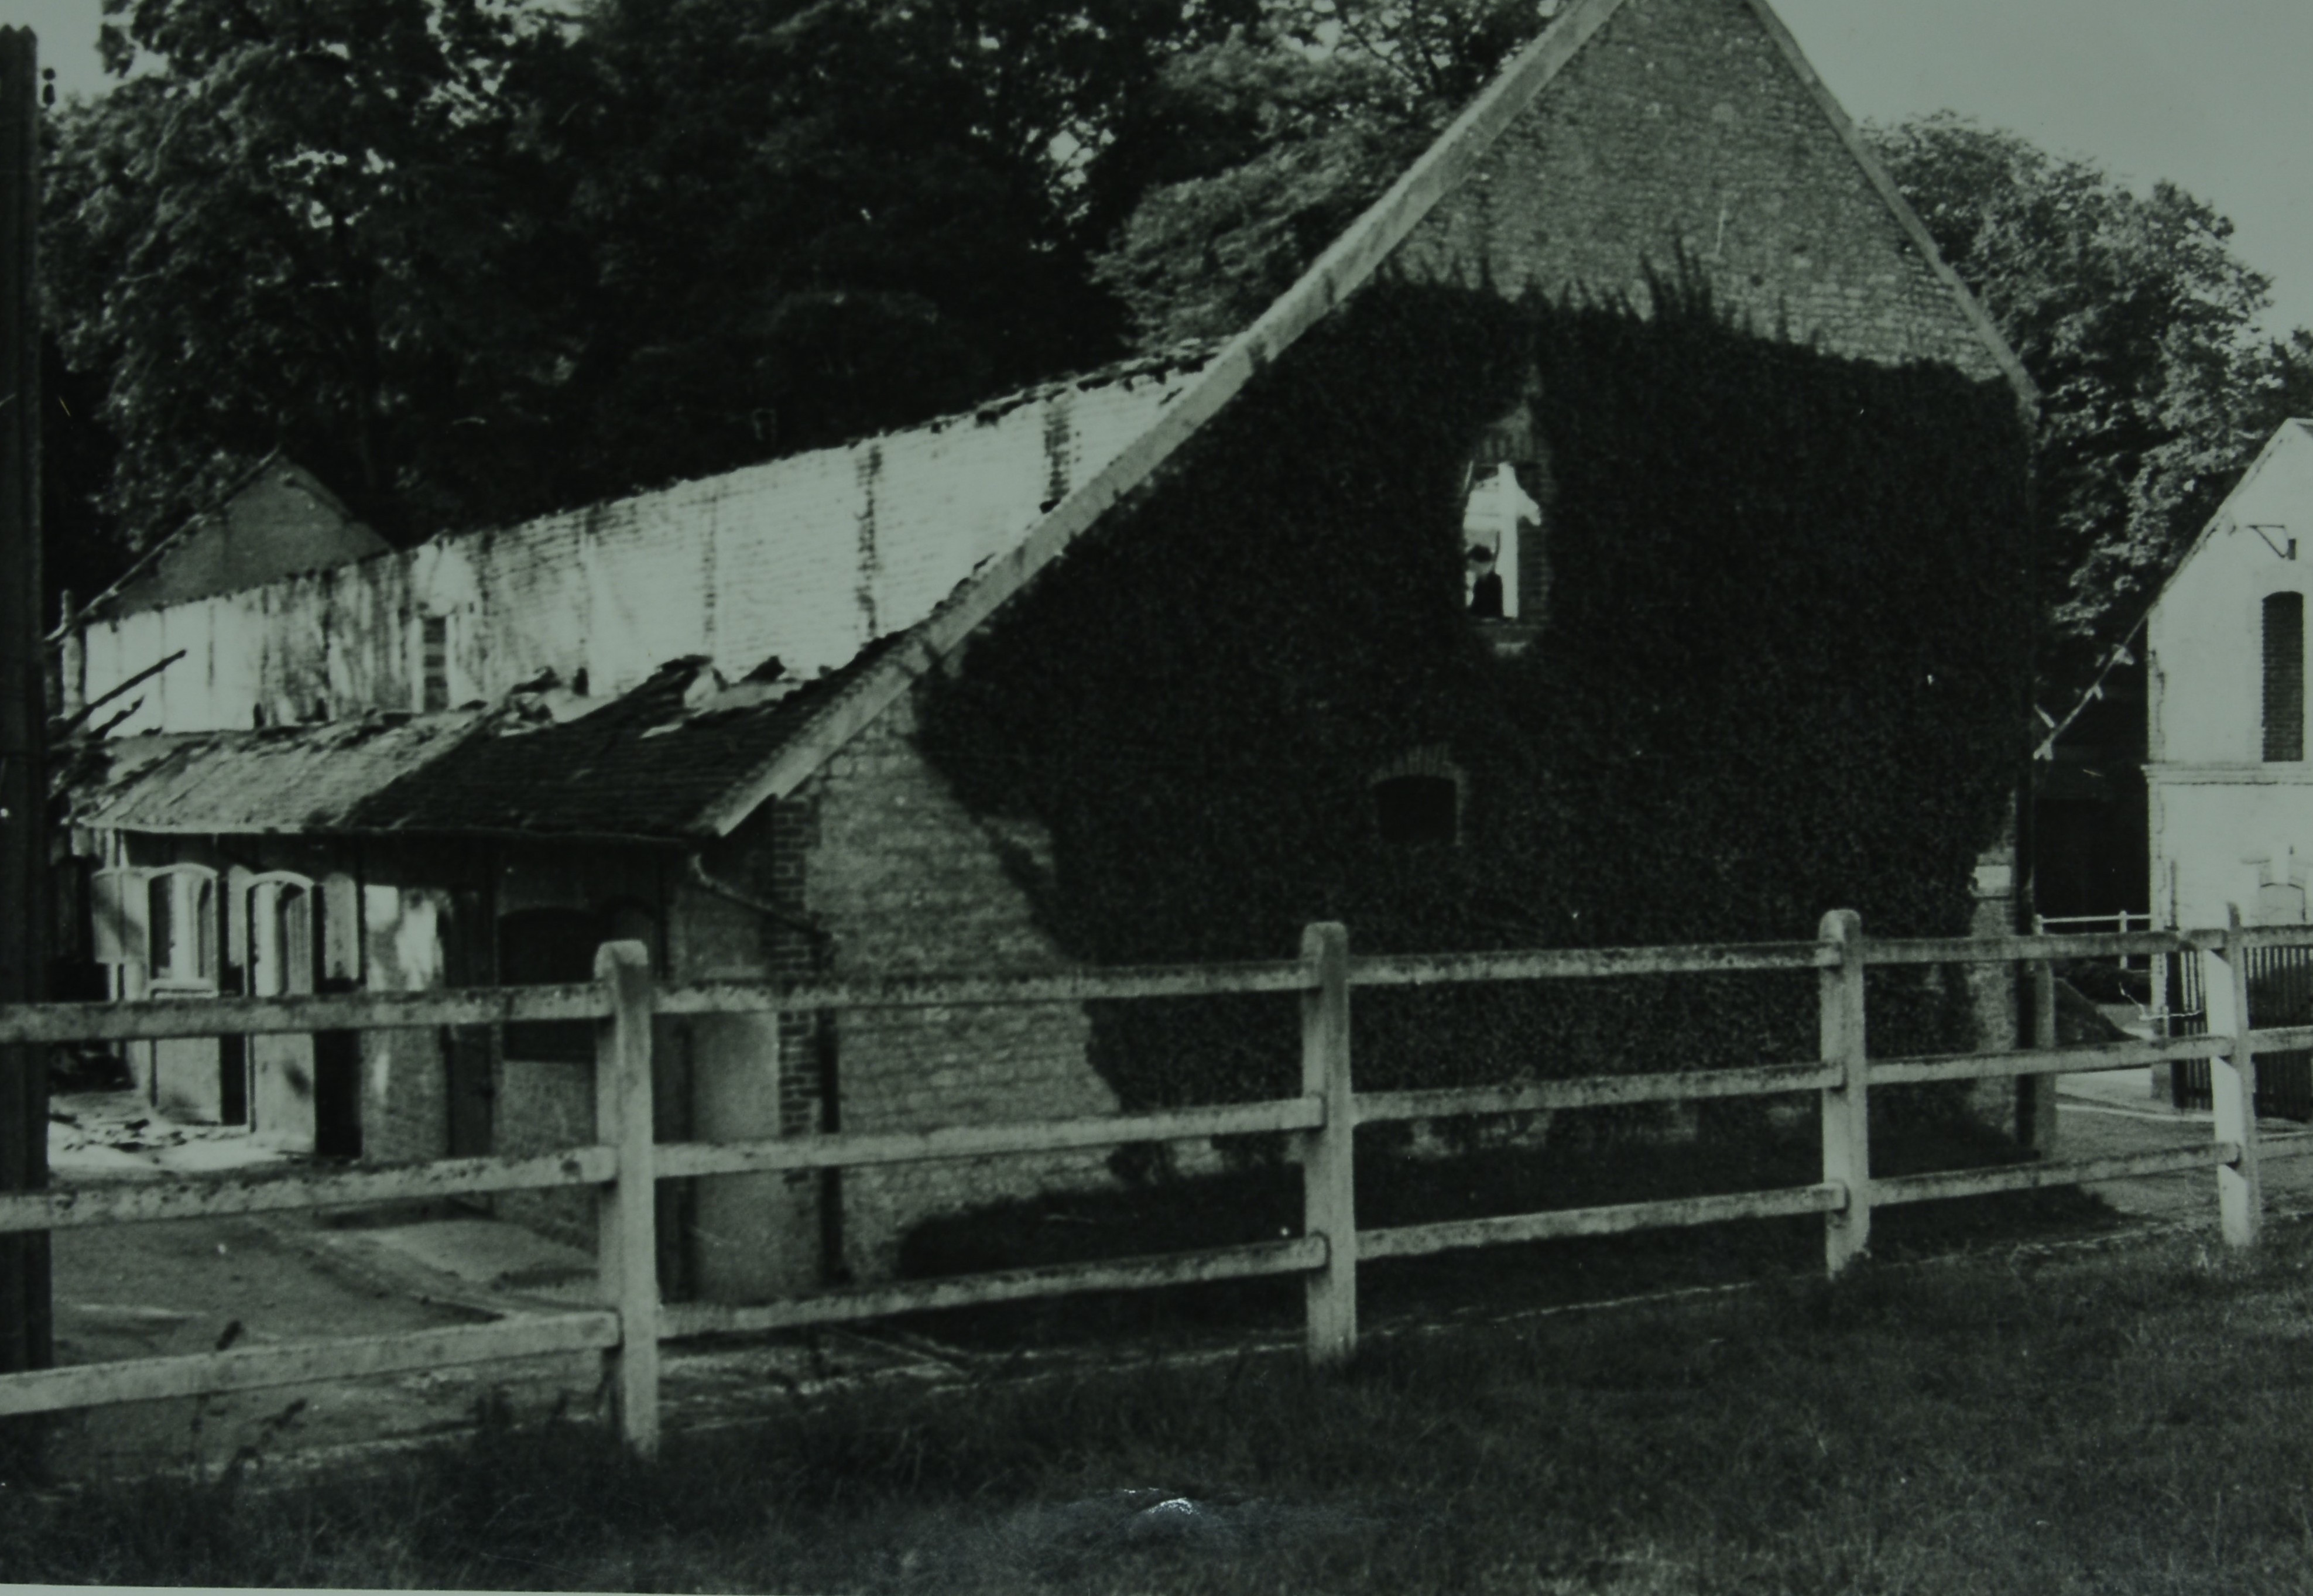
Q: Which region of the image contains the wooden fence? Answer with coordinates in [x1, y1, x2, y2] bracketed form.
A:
[1, 909, 2307, 1457]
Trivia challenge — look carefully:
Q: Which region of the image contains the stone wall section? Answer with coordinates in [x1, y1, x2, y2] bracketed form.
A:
[1393, 0, 2007, 383]
[800, 689, 1116, 1280]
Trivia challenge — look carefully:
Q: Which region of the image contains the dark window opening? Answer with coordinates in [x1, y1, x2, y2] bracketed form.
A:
[146, 867, 218, 988]
[1374, 775, 1459, 846]
[2266, 592, 2304, 761]
[499, 907, 611, 1062]
[422, 615, 450, 713]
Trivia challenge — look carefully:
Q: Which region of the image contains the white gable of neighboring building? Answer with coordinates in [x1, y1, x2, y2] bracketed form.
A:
[2150, 420, 2313, 768]
[71, 357, 1208, 736]
[2147, 419, 2313, 931]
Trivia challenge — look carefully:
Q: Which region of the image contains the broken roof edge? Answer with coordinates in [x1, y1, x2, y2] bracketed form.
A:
[1736, 0, 2038, 417]
[417, 341, 1226, 550]
[690, 0, 1630, 838]
[64, 351, 1222, 649]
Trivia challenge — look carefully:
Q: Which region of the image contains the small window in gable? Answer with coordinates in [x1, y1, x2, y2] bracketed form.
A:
[1370, 748, 1464, 847]
[1461, 395, 1549, 626]
[2264, 592, 2304, 761]
[1464, 462, 1539, 621]
[422, 615, 451, 713]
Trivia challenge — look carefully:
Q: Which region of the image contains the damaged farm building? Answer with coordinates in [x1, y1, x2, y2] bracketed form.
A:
[54, 0, 2036, 1295]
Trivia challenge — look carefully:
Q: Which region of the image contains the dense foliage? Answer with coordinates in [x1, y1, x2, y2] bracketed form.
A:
[1089, 0, 1547, 344]
[43, 2, 2294, 724]
[1867, 114, 2313, 698]
[921, 282, 2030, 1109]
[37, 0, 1267, 559]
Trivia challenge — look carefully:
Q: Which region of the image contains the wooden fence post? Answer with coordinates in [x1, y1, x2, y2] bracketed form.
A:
[2208, 907, 2261, 1249]
[1818, 909, 1869, 1275]
[2019, 959, 2060, 1155]
[1300, 922, 1356, 1368]
[594, 940, 660, 1454]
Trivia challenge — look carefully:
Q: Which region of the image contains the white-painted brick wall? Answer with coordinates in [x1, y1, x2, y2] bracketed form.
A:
[77, 367, 1203, 735]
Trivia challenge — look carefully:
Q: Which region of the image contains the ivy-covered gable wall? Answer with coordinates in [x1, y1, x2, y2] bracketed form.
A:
[919, 283, 2030, 1110]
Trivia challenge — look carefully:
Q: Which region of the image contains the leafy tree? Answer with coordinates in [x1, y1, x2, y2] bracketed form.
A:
[515, 0, 1193, 505]
[1867, 114, 2313, 698]
[42, 0, 1259, 560]
[1092, 0, 1546, 345]
[42, 0, 550, 546]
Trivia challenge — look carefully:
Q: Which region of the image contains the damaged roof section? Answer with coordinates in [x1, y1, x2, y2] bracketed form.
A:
[67, 713, 487, 835]
[347, 643, 903, 840]
[64, 646, 904, 844]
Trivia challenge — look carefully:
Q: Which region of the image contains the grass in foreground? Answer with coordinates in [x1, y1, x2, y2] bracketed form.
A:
[9, 1218, 2313, 1594]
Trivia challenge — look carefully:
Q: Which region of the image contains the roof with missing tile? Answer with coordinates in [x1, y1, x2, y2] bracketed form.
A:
[66, 645, 902, 841]
[66, 713, 487, 835]
[344, 642, 903, 840]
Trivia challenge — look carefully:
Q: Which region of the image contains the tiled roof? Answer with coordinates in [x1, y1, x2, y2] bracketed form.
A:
[66, 642, 903, 841]
[64, 713, 486, 835]
[344, 642, 903, 840]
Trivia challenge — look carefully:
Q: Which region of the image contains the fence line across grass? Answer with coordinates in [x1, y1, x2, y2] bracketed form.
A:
[0, 909, 2304, 1455]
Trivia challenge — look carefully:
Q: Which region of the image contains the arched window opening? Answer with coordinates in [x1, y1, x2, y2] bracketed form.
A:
[2264, 592, 2304, 761]
[246, 875, 318, 998]
[145, 866, 219, 992]
[1464, 462, 1538, 621]
[1374, 776, 1459, 845]
[1370, 748, 1465, 847]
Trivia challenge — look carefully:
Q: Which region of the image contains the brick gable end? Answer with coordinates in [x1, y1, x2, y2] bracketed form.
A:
[1393, 0, 2004, 381]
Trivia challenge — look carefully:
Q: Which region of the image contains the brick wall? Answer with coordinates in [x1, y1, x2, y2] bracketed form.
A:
[74, 358, 1208, 739]
[668, 825, 825, 1299]
[796, 689, 1118, 1281]
[1393, 0, 2007, 383]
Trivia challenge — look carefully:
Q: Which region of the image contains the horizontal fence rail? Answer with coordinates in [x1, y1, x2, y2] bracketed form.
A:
[0, 1314, 620, 1420]
[0, 1148, 616, 1236]
[1, 911, 2302, 1455]
[657, 1099, 1324, 1181]
[663, 1237, 1330, 1340]
[1360, 1184, 1848, 1261]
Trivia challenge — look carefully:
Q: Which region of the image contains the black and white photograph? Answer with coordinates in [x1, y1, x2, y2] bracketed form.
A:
[4, 1, 2313, 1588]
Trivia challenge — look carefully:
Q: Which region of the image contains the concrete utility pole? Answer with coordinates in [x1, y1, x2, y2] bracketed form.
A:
[0, 25, 54, 1410]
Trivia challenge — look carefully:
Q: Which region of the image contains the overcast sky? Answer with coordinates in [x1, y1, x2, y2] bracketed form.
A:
[7, 0, 2312, 334]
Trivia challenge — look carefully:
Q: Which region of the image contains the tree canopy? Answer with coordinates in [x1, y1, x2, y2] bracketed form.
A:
[39, 2, 2313, 721]
[39, 0, 1263, 570]
[1866, 114, 2313, 701]
[43, 0, 548, 548]
[1089, 0, 1545, 344]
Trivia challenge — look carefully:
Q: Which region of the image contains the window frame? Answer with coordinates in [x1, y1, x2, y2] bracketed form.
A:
[143, 864, 221, 994]
[2264, 591, 2305, 762]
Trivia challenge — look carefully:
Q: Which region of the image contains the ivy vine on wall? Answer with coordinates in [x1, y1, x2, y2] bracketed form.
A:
[920, 278, 2032, 1114]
